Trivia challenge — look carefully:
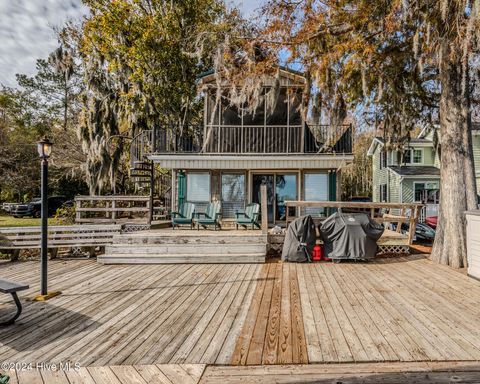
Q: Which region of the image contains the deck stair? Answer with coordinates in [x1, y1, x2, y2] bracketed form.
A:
[97, 230, 267, 264]
[130, 160, 153, 189]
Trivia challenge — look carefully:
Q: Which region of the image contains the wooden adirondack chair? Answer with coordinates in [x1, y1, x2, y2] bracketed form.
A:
[235, 203, 260, 230]
[195, 201, 221, 230]
[171, 202, 196, 229]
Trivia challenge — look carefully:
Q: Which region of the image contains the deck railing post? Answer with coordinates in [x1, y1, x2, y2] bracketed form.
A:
[261, 184, 268, 235]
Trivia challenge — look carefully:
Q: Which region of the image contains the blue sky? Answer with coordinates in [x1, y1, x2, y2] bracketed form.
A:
[0, 0, 263, 87]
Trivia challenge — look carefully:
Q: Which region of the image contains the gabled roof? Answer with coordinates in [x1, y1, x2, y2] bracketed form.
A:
[367, 137, 385, 156]
[389, 165, 440, 177]
[197, 66, 307, 86]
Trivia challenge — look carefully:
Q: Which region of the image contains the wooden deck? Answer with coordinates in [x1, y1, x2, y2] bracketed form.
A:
[2, 255, 480, 370]
[4, 361, 480, 383]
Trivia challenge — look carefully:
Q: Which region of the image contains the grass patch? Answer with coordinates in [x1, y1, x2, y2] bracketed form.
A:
[0, 215, 56, 228]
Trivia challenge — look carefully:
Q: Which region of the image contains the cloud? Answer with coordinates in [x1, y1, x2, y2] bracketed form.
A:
[0, 0, 264, 88]
[0, 0, 87, 87]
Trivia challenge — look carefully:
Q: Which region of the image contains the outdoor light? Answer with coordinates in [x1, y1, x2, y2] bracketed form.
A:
[37, 137, 52, 159]
[34, 137, 60, 301]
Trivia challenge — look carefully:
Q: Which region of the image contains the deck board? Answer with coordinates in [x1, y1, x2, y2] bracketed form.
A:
[3, 255, 480, 367]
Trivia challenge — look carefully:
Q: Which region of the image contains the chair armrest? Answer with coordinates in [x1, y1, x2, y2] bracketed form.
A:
[195, 212, 207, 218]
[215, 212, 221, 220]
[171, 211, 183, 218]
[235, 211, 246, 218]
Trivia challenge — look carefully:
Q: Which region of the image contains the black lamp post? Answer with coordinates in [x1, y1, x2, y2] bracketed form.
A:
[35, 138, 60, 301]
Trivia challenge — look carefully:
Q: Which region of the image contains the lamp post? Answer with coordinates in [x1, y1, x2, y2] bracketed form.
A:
[35, 138, 60, 301]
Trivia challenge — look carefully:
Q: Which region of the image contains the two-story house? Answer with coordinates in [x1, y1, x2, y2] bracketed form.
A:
[132, 68, 354, 226]
[368, 124, 480, 218]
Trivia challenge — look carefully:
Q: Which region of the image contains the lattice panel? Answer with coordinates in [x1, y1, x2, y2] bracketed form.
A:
[378, 245, 410, 255]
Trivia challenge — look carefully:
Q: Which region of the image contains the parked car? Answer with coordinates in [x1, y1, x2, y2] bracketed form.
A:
[394, 222, 436, 242]
[11, 196, 70, 218]
[425, 216, 438, 229]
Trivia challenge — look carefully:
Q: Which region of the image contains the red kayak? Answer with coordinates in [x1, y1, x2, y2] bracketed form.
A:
[425, 216, 438, 229]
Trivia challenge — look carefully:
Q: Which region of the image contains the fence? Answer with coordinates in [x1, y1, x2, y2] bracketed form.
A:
[75, 196, 151, 225]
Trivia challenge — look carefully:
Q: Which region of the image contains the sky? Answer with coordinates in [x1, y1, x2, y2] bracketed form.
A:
[0, 0, 263, 87]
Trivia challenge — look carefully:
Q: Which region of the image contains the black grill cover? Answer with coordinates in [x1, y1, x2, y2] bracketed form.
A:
[282, 215, 316, 262]
[320, 211, 384, 260]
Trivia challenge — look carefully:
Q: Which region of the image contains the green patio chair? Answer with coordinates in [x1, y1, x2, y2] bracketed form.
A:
[171, 202, 195, 229]
[235, 203, 260, 230]
[195, 201, 222, 230]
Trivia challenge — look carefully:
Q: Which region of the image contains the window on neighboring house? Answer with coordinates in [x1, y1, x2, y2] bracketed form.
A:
[412, 149, 423, 164]
[380, 184, 388, 202]
[403, 148, 423, 164]
[403, 149, 411, 164]
[379, 151, 387, 169]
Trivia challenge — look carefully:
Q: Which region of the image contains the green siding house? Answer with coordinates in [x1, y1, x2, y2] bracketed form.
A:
[368, 124, 480, 219]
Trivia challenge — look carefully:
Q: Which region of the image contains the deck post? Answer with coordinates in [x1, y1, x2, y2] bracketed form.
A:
[261, 184, 268, 235]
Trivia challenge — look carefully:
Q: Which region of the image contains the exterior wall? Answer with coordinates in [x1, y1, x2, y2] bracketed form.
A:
[388, 173, 401, 204]
[371, 149, 390, 202]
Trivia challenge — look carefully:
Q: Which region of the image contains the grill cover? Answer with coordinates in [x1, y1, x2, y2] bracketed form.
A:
[320, 211, 384, 260]
[282, 215, 316, 262]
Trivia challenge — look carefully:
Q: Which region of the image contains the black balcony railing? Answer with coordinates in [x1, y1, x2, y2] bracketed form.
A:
[131, 124, 353, 164]
[148, 124, 352, 155]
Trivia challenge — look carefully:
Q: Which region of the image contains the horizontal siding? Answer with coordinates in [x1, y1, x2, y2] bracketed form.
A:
[388, 174, 401, 204]
[150, 156, 353, 170]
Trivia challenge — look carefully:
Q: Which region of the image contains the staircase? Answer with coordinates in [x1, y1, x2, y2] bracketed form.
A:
[97, 231, 267, 264]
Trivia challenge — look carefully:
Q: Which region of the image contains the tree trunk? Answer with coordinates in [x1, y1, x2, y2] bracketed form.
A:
[431, 42, 478, 268]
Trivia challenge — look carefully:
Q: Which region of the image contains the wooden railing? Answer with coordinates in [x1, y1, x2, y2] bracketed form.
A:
[75, 196, 152, 225]
[285, 201, 423, 245]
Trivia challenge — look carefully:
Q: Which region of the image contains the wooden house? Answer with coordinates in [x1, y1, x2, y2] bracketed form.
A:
[135, 68, 354, 226]
[368, 123, 480, 220]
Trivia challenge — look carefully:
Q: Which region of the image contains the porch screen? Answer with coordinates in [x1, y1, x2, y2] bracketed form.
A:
[187, 172, 210, 203]
[221, 174, 245, 218]
[304, 173, 328, 216]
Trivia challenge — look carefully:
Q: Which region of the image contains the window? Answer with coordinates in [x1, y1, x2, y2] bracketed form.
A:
[414, 183, 425, 202]
[221, 173, 245, 218]
[380, 184, 388, 202]
[412, 149, 423, 164]
[403, 148, 423, 164]
[304, 173, 328, 216]
[275, 174, 297, 221]
[414, 182, 440, 203]
[187, 172, 210, 202]
[379, 151, 387, 169]
[403, 149, 411, 164]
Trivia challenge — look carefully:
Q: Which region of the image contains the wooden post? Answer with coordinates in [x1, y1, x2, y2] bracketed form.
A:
[261, 184, 268, 235]
[112, 199, 117, 222]
[407, 205, 417, 245]
[75, 199, 81, 224]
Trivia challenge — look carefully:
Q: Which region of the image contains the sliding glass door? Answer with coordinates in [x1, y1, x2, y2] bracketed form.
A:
[252, 173, 297, 225]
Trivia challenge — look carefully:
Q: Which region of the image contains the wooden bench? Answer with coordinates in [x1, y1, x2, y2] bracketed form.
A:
[0, 279, 29, 326]
[0, 225, 122, 261]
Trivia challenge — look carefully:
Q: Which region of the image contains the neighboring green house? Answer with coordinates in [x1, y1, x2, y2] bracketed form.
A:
[368, 124, 480, 218]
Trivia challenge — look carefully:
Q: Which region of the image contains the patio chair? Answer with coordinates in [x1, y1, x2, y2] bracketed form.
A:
[235, 203, 260, 230]
[171, 202, 196, 229]
[195, 201, 221, 230]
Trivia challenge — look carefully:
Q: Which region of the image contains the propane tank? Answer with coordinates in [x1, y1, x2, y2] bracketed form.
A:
[312, 244, 322, 261]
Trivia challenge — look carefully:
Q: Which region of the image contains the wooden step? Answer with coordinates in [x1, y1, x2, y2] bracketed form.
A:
[113, 233, 267, 245]
[104, 243, 267, 255]
[97, 253, 265, 264]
